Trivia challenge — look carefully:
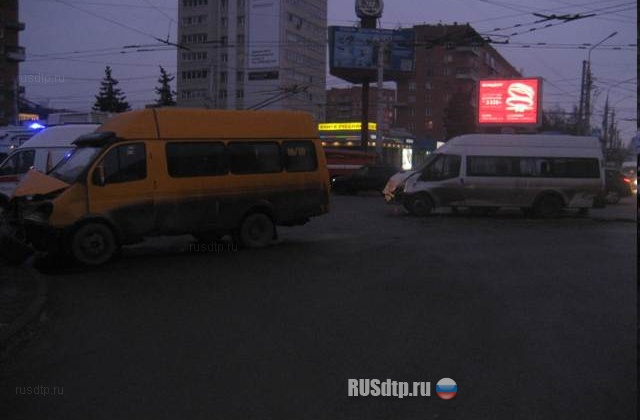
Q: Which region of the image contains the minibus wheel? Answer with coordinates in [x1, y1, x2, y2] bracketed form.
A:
[533, 195, 563, 218]
[237, 213, 275, 248]
[70, 222, 117, 266]
[404, 194, 433, 217]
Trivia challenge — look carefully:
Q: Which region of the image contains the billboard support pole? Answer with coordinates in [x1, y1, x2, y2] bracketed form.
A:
[360, 15, 376, 151]
[361, 81, 370, 151]
[375, 41, 386, 162]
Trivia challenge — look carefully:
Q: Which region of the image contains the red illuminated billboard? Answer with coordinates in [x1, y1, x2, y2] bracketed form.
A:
[477, 78, 542, 126]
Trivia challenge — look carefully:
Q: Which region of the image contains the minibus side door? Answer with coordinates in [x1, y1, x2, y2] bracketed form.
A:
[411, 154, 464, 206]
[87, 142, 155, 238]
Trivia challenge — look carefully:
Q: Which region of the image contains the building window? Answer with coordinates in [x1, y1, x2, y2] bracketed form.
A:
[220, 72, 227, 82]
[237, 16, 245, 26]
[219, 89, 227, 99]
[408, 95, 416, 103]
[424, 81, 432, 90]
[425, 119, 433, 129]
[425, 107, 432, 116]
[409, 107, 415, 116]
[236, 71, 244, 81]
[444, 54, 453, 63]
[236, 89, 244, 98]
[408, 81, 416, 90]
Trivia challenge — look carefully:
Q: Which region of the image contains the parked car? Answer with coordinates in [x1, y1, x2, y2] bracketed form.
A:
[604, 169, 633, 203]
[331, 164, 398, 194]
[620, 160, 637, 193]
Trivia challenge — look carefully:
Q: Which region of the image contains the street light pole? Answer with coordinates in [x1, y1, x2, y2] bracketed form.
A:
[582, 31, 617, 135]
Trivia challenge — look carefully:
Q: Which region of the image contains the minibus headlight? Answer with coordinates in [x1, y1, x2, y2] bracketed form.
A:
[23, 203, 53, 223]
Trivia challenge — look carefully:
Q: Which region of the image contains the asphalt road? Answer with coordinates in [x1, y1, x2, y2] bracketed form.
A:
[1, 195, 636, 419]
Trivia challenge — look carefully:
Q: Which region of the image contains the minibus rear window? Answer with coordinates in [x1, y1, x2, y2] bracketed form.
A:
[282, 141, 317, 172]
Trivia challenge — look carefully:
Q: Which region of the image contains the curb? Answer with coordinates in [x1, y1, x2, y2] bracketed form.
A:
[0, 258, 48, 347]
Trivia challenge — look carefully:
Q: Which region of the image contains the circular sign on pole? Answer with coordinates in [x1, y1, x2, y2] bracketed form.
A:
[355, 0, 384, 19]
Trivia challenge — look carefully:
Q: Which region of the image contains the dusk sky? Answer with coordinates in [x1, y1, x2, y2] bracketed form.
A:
[19, 0, 637, 141]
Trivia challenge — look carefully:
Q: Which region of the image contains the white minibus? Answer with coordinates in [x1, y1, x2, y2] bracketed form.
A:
[383, 134, 605, 217]
[0, 124, 99, 204]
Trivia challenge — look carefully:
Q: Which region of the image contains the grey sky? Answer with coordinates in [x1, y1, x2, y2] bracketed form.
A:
[19, 0, 637, 141]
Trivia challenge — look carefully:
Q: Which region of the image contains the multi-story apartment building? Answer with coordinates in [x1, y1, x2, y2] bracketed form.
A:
[396, 23, 521, 142]
[0, 0, 26, 126]
[325, 86, 396, 131]
[177, 0, 327, 122]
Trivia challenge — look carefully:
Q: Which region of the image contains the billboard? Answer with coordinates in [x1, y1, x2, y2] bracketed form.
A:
[247, 0, 280, 69]
[329, 26, 414, 83]
[477, 78, 542, 126]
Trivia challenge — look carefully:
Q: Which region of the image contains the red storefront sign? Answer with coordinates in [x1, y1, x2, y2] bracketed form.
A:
[478, 78, 541, 125]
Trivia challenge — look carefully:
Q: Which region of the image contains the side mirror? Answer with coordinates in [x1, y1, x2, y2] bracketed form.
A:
[92, 164, 106, 186]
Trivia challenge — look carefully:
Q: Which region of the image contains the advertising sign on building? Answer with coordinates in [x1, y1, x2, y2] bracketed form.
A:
[248, 0, 280, 69]
[477, 78, 542, 126]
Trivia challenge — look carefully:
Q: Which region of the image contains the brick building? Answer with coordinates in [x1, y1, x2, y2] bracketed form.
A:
[325, 86, 396, 131]
[0, 0, 26, 126]
[395, 23, 521, 143]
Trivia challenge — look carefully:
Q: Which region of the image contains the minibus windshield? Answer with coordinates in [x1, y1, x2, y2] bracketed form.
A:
[49, 146, 103, 184]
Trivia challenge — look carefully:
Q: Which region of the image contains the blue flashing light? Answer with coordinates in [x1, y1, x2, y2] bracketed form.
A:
[29, 122, 46, 130]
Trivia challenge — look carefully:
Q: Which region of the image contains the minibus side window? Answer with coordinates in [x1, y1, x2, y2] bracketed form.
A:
[422, 154, 460, 181]
[467, 156, 520, 177]
[229, 142, 282, 174]
[283, 141, 317, 172]
[166, 142, 228, 177]
[100, 143, 147, 184]
[0, 150, 35, 176]
[551, 158, 600, 178]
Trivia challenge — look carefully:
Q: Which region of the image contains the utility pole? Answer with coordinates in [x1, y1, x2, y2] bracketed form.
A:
[578, 60, 588, 135]
[580, 31, 617, 135]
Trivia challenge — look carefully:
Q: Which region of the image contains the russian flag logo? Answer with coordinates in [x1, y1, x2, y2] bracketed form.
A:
[436, 378, 457, 400]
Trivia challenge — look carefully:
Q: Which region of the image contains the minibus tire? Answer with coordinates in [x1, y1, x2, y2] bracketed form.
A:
[404, 194, 433, 217]
[237, 213, 275, 248]
[70, 222, 117, 266]
[533, 195, 563, 218]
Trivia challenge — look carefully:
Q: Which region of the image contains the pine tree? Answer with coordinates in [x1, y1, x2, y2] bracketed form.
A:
[93, 66, 130, 113]
[154, 66, 176, 106]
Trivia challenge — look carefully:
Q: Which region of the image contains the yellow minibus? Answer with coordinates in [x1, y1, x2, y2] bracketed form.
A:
[2, 108, 330, 265]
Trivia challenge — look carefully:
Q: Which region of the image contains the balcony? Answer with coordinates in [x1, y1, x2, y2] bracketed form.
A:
[455, 67, 479, 81]
[456, 46, 481, 56]
[5, 46, 25, 62]
[4, 21, 25, 31]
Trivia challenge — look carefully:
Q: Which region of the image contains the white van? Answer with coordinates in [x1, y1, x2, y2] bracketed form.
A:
[383, 134, 606, 217]
[0, 124, 99, 204]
